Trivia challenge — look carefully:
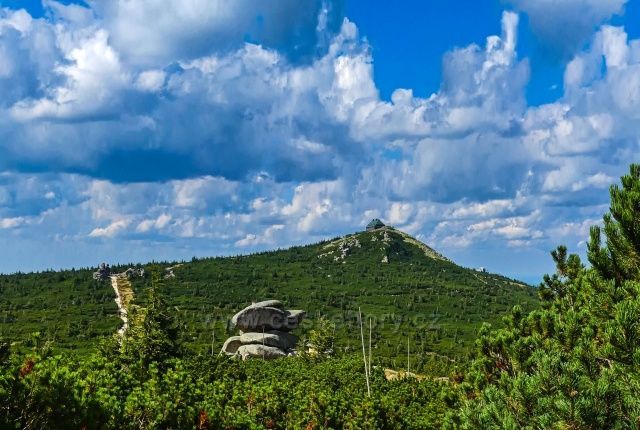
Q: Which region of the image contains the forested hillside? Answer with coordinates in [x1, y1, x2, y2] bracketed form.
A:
[1, 165, 640, 429]
[0, 225, 537, 368]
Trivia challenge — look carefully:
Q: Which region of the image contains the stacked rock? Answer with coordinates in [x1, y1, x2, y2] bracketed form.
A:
[222, 300, 305, 360]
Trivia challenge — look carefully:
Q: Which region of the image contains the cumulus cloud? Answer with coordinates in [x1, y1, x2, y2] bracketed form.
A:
[508, 0, 627, 57]
[89, 219, 130, 238]
[0, 217, 25, 229]
[0, 2, 639, 280]
[135, 70, 166, 92]
[235, 224, 285, 247]
[0, 6, 368, 183]
[350, 12, 532, 203]
[11, 29, 129, 121]
[523, 23, 640, 205]
[0, 8, 58, 108]
[90, 0, 344, 66]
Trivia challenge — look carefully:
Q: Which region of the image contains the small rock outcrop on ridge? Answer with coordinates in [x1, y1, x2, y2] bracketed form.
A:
[122, 267, 145, 279]
[164, 264, 183, 279]
[93, 264, 145, 281]
[93, 263, 111, 280]
[221, 300, 305, 359]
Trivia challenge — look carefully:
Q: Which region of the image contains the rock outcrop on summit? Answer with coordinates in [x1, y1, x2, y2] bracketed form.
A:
[222, 300, 305, 359]
[93, 263, 111, 280]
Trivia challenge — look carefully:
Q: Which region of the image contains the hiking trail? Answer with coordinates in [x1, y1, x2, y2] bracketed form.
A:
[110, 275, 134, 336]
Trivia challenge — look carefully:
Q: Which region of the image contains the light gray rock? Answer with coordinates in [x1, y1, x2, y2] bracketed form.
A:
[239, 331, 298, 350]
[266, 330, 299, 349]
[92, 262, 111, 281]
[231, 306, 286, 331]
[237, 344, 286, 360]
[221, 336, 243, 355]
[248, 300, 284, 310]
[222, 300, 305, 358]
[123, 267, 144, 279]
[284, 310, 306, 330]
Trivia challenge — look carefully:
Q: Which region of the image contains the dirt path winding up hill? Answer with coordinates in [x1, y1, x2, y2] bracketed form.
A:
[110, 275, 134, 336]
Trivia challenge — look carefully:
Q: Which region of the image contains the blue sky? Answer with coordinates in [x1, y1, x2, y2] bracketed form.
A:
[0, 0, 639, 284]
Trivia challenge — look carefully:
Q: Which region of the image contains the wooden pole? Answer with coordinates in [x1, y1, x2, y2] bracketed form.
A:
[407, 337, 410, 374]
[368, 317, 372, 377]
[211, 325, 215, 356]
[359, 307, 371, 396]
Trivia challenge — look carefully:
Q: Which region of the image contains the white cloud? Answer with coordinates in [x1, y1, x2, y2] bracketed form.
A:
[171, 176, 239, 211]
[0, 8, 32, 33]
[235, 224, 285, 247]
[429, 210, 544, 250]
[282, 181, 345, 234]
[387, 202, 413, 225]
[89, 219, 129, 237]
[90, 0, 342, 66]
[136, 213, 172, 233]
[509, 0, 627, 56]
[43, 0, 95, 26]
[0, 217, 25, 229]
[135, 70, 166, 92]
[525, 24, 640, 201]
[0, 2, 639, 280]
[450, 199, 519, 219]
[11, 29, 129, 121]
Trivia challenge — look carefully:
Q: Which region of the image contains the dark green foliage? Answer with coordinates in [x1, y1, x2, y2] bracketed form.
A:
[0, 337, 9, 365]
[304, 316, 336, 359]
[131, 228, 537, 367]
[0, 269, 119, 352]
[589, 163, 640, 284]
[457, 164, 640, 429]
[4, 164, 640, 428]
[120, 275, 184, 374]
[0, 270, 462, 429]
[0, 228, 538, 369]
[0, 346, 461, 429]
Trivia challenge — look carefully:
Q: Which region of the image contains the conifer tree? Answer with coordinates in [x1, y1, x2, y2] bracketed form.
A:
[121, 273, 183, 374]
[588, 164, 640, 283]
[455, 164, 640, 429]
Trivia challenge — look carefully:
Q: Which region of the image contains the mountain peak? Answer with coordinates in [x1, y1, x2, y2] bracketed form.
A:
[318, 226, 449, 264]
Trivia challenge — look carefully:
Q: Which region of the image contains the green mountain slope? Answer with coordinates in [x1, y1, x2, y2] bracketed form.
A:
[0, 226, 538, 367]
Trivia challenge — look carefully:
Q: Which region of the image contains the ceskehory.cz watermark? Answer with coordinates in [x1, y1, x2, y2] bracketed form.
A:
[202, 310, 441, 334]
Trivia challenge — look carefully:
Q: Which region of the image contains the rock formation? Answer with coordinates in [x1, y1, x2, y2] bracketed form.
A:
[164, 264, 183, 279]
[92, 263, 111, 280]
[122, 267, 145, 279]
[221, 300, 305, 360]
[93, 264, 145, 281]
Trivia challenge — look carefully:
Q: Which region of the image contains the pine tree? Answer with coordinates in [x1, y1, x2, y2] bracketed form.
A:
[304, 316, 336, 359]
[588, 164, 640, 284]
[120, 273, 183, 374]
[455, 164, 640, 429]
